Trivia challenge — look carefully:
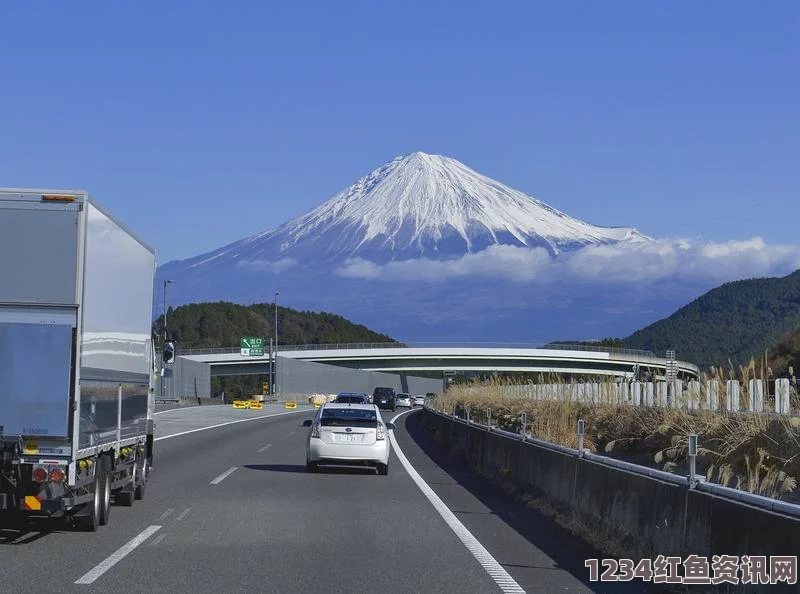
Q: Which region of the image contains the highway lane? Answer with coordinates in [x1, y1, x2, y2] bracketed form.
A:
[392, 410, 656, 594]
[87, 408, 500, 594]
[0, 406, 308, 591]
[1, 406, 659, 593]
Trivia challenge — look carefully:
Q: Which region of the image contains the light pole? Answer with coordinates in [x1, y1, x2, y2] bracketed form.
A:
[273, 292, 279, 395]
[161, 279, 174, 400]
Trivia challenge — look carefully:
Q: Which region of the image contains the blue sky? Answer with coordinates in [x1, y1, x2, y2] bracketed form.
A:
[1, 1, 798, 266]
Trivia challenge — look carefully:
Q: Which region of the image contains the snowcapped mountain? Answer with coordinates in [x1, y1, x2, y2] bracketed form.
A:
[170, 151, 649, 272]
[157, 152, 665, 342]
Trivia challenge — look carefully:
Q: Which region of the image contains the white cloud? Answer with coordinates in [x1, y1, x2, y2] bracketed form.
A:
[333, 238, 800, 286]
[236, 258, 298, 273]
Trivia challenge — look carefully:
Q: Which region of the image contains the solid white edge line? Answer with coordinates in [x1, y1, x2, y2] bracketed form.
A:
[75, 525, 162, 584]
[154, 409, 308, 441]
[389, 410, 526, 594]
[210, 466, 238, 485]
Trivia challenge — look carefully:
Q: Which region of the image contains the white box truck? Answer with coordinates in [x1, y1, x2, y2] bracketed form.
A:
[0, 188, 157, 531]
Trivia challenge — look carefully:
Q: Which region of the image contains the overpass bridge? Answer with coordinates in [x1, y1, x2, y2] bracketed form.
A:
[177, 342, 700, 379]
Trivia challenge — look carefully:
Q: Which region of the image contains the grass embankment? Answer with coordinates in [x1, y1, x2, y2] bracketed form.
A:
[432, 377, 800, 503]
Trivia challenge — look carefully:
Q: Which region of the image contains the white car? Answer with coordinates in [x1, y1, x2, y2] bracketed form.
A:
[395, 393, 412, 408]
[304, 404, 393, 475]
[413, 394, 426, 406]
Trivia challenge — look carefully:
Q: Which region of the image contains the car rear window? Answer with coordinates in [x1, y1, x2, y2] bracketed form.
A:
[320, 408, 378, 427]
[335, 395, 366, 403]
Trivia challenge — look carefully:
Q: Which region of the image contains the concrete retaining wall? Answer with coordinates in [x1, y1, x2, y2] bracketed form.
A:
[420, 408, 800, 593]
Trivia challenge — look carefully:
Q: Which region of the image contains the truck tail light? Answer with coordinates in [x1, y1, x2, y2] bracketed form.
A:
[48, 467, 65, 483]
[32, 467, 48, 483]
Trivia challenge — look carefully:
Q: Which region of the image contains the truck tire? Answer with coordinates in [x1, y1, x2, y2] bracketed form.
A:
[80, 473, 102, 532]
[116, 483, 134, 507]
[134, 457, 147, 500]
[98, 457, 112, 526]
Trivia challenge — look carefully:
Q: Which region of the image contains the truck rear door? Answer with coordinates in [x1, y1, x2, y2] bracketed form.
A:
[0, 194, 81, 439]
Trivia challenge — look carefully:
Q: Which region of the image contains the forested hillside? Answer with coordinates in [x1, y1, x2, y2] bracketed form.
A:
[620, 270, 800, 369]
[157, 301, 397, 349]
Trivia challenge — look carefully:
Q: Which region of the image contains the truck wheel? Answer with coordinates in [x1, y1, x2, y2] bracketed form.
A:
[80, 473, 102, 532]
[134, 457, 147, 500]
[98, 457, 112, 526]
[116, 484, 134, 507]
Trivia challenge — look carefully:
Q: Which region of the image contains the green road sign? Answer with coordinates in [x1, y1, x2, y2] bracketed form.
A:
[240, 336, 265, 356]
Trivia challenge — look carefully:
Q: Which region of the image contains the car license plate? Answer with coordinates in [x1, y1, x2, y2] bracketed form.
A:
[339, 433, 358, 442]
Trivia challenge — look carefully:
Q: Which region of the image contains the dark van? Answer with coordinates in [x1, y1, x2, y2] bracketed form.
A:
[372, 387, 396, 411]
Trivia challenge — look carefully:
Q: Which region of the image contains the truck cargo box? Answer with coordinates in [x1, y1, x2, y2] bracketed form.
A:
[0, 189, 156, 457]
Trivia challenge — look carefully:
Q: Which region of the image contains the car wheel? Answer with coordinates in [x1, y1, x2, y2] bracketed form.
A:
[377, 463, 388, 476]
[306, 461, 317, 473]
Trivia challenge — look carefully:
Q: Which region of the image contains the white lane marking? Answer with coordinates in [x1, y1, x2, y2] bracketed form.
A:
[75, 525, 162, 584]
[286, 431, 295, 437]
[210, 466, 238, 485]
[389, 410, 526, 594]
[175, 507, 191, 521]
[149, 533, 167, 547]
[257, 443, 272, 453]
[158, 508, 174, 521]
[154, 409, 308, 442]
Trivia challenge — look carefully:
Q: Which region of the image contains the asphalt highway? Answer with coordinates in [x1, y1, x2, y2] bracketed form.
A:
[1, 405, 658, 593]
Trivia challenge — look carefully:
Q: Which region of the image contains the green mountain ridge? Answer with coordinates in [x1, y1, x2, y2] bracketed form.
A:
[158, 301, 398, 349]
[620, 269, 800, 370]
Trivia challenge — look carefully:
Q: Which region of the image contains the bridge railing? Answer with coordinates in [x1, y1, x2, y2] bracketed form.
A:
[178, 341, 659, 358]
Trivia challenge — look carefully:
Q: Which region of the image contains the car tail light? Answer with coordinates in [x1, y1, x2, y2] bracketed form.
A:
[311, 421, 320, 439]
[32, 467, 48, 483]
[376, 423, 386, 441]
[48, 467, 65, 483]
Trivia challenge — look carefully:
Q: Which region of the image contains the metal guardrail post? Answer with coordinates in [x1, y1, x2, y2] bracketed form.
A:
[578, 419, 586, 457]
[486, 408, 492, 431]
[688, 433, 698, 488]
[520, 412, 527, 440]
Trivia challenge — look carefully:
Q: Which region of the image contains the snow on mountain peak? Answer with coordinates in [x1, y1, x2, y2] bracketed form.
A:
[268, 151, 648, 258]
[176, 151, 649, 270]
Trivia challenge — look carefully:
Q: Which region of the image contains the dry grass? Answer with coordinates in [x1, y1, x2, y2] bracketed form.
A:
[432, 374, 800, 502]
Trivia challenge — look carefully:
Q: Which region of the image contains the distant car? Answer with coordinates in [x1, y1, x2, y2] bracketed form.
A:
[395, 393, 412, 408]
[413, 394, 426, 406]
[333, 392, 370, 404]
[303, 403, 393, 475]
[372, 387, 396, 411]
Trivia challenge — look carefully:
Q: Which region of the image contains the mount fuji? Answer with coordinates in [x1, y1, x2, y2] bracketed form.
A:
[157, 152, 678, 342]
